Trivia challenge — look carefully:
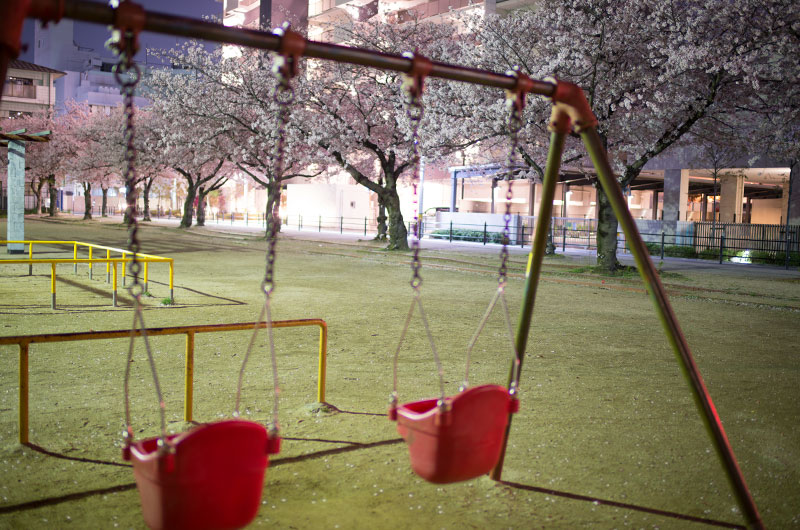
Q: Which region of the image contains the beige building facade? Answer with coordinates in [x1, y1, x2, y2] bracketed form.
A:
[0, 59, 64, 119]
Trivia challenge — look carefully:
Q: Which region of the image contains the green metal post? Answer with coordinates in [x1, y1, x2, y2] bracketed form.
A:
[580, 126, 762, 530]
[491, 124, 568, 480]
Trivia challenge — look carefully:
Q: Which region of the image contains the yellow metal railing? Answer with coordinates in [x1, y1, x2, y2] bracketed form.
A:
[0, 240, 174, 308]
[0, 319, 328, 444]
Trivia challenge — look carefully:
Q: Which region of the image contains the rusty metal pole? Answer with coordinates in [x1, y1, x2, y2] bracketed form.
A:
[581, 127, 763, 530]
[14, 0, 556, 97]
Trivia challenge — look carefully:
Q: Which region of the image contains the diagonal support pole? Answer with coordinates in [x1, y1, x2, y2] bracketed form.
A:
[493, 80, 762, 530]
[581, 127, 763, 530]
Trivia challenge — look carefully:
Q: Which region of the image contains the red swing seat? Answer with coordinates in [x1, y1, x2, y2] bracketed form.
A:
[123, 419, 280, 530]
[393, 384, 518, 484]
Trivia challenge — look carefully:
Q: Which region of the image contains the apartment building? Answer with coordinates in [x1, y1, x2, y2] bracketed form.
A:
[33, 19, 149, 115]
[0, 59, 64, 119]
[193, 0, 800, 230]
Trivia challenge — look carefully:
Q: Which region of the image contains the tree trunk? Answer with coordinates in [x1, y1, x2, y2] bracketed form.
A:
[384, 191, 409, 251]
[47, 177, 57, 217]
[375, 198, 387, 241]
[180, 185, 197, 229]
[142, 178, 153, 222]
[265, 182, 282, 236]
[595, 185, 620, 271]
[374, 176, 387, 241]
[82, 182, 92, 220]
[101, 187, 108, 217]
[545, 223, 556, 254]
[196, 186, 207, 226]
[30, 178, 43, 213]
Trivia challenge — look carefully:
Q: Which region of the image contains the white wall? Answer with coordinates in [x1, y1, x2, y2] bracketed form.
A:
[750, 198, 783, 225]
[285, 183, 372, 221]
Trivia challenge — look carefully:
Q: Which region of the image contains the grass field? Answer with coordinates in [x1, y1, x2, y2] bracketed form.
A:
[1, 216, 799, 529]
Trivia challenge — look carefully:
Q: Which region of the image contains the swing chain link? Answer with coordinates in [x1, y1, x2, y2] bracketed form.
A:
[499, 71, 526, 286]
[115, 34, 143, 298]
[262, 50, 296, 296]
[408, 105, 423, 290]
[402, 52, 430, 291]
[236, 28, 302, 437]
[112, 17, 171, 454]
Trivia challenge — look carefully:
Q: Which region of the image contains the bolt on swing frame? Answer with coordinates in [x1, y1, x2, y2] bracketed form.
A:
[0, 1, 761, 528]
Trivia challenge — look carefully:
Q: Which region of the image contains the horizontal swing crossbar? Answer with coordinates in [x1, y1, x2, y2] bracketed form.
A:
[1, 318, 329, 445]
[23, 0, 555, 96]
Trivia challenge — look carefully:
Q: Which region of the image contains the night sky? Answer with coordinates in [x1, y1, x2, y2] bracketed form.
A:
[20, 0, 223, 63]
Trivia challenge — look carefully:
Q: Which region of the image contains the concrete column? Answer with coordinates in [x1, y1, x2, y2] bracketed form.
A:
[527, 178, 536, 217]
[662, 169, 689, 223]
[789, 163, 800, 225]
[780, 179, 790, 224]
[7, 140, 25, 254]
[449, 170, 457, 212]
[719, 173, 744, 223]
[651, 190, 660, 220]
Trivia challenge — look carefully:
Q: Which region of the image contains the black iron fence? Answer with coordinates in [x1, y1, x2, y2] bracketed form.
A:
[283, 214, 381, 236]
[418, 216, 799, 267]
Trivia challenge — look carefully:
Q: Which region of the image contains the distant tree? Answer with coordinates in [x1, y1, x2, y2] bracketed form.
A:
[146, 60, 234, 228]
[1, 110, 74, 215]
[300, 19, 457, 250]
[66, 103, 121, 219]
[147, 43, 319, 235]
[446, 0, 794, 270]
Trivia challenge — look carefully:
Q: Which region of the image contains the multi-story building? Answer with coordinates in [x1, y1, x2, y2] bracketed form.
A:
[222, 0, 309, 30]
[0, 59, 64, 119]
[33, 19, 149, 114]
[1, 59, 64, 216]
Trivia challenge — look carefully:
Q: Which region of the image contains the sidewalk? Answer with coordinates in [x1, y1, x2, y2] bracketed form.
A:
[61, 212, 800, 278]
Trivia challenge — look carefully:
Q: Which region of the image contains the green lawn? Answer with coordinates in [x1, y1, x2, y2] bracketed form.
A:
[1, 217, 798, 529]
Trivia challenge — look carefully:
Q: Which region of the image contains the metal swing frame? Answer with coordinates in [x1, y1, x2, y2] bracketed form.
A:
[0, 2, 762, 528]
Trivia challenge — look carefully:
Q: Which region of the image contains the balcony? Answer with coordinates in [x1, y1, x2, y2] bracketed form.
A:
[2, 83, 36, 99]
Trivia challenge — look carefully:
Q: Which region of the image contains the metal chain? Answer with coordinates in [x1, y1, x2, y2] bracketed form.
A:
[499, 101, 523, 286]
[116, 41, 143, 298]
[461, 85, 526, 392]
[235, 52, 296, 437]
[406, 86, 424, 290]
[115, 32, 168, 452]
[262, 56, 295, 296]
[389, 60, 447, 415]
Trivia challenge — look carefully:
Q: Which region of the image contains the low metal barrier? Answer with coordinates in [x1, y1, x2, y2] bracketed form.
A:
[0, 240, 174, 307]
[0, 318, 328, 444]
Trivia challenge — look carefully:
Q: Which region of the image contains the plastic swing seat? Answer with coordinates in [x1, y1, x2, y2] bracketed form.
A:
[393, 384, 519, 484]
[123, 419, 280, 530]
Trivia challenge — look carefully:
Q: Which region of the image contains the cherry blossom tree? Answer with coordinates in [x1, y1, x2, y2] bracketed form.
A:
[145, 58, 234, 228]
[64, 103, 123, 219]
[146, 43, 319, 235]
[300, 19, 459, 250]
[444, 0, 793, 270]
[2, 108, 83, 217]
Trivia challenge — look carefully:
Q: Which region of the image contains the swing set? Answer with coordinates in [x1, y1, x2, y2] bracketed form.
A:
[0, 1, 762, 529]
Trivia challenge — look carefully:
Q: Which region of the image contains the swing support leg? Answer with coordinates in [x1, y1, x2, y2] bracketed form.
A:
[580, 127, 762, 529]
[490, 110, 569, 481]
[493, 89, 762, 529]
